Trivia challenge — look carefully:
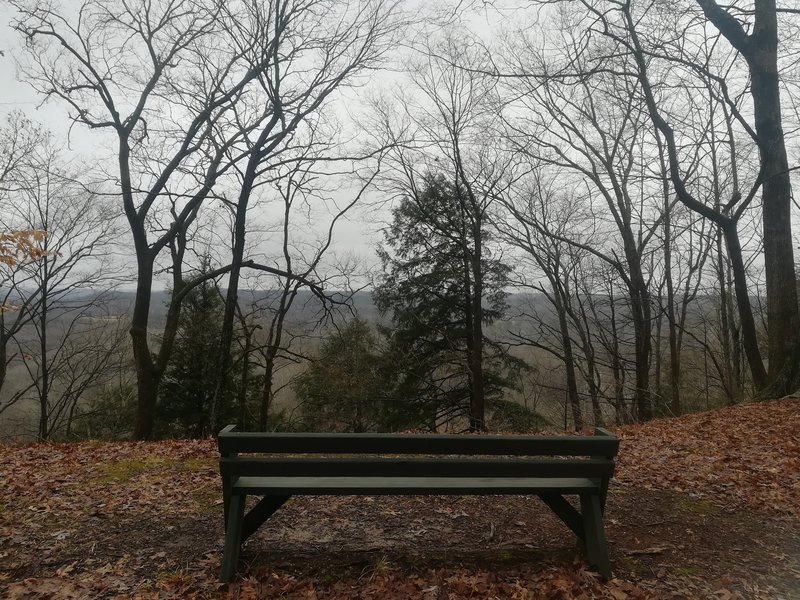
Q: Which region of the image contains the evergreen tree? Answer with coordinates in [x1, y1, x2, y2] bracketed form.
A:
[158, 280, 239, 438]
[295, 319, 392, 432]
[374, 173, 517, 431]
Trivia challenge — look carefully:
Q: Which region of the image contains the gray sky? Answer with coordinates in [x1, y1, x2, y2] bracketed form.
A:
[0, 1, 397, 289]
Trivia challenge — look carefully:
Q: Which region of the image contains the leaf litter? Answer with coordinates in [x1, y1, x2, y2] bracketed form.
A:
[1, 398, 799, 598]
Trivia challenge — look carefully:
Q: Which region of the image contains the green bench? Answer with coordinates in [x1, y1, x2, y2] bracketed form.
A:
[217, 426, 619, 582]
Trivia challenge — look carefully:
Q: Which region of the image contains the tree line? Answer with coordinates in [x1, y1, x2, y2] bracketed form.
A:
[1, 0, 798, 439]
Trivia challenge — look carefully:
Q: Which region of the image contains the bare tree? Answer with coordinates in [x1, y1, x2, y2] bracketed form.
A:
[575, 0, 800, 393]
[499, 177, 588, 429]
[13, 0, 401, 438]
[0, 114, 121, 438]
[375, 31, 521, 430]
[14, 162, 118, 439]
[228, 149, 379, 431]
[207, 0, 400, 426]
[498, 30, 667, 420]
[0, 113, 49, 412]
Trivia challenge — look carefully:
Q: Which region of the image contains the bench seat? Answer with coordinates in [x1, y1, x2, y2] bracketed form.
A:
[233, 475, 599, 495]
[217, 426, 619, 583]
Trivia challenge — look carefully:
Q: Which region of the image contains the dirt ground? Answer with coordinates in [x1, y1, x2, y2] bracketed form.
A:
[2, 398, 800, 599]
[5, 489, 799, 598]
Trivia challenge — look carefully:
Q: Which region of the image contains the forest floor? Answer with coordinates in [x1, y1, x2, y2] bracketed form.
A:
[1, 398, 799, 599]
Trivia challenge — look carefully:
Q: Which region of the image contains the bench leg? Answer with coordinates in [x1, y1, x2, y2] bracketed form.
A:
[539, 494, 585, 541]
[220, 493, 246, 583]
[242, 494, 291, 542]
[222, 480, 231, 528]
[580, 493, 612, 580]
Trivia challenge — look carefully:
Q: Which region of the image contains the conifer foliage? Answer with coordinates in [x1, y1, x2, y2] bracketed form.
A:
[159, 279, 240, 438]
[295, 319, 391, 432]
[374, 174, 519, 431]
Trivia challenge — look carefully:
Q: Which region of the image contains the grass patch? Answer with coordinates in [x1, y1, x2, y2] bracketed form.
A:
[89, 456, 215, 485]
[90, 458, 167, 484]
[190, 487, 222, 515]
[360, 554, 391, 580]
[673, 565, 700, 577]
[170, 457, 217, 472]
[674, 497, 722, 515]
[616, 555, 646, 576]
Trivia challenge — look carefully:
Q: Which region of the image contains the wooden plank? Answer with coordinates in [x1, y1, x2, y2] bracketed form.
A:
[592, 428, 615, 513]
[241, 494, 291, 542]
[220, 457, 615, 479]
[218, 431, 619, 457]
[219, 494, 246, 583]
[232, 476, 598, 495]
[580, 493, 612, 580]
[593, 427, 615, 439]
[539, 494, 585, 541]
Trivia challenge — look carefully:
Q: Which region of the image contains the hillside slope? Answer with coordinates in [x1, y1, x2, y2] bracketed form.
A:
[1, 398, 798, 599]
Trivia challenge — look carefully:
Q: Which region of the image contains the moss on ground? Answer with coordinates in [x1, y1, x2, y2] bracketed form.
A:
[674, 496, 722, 515]
[91, 458, 166, 484]
[169, 457, 216, 472]
[672, 565, 700, 577]
[190, 487, 221, 515]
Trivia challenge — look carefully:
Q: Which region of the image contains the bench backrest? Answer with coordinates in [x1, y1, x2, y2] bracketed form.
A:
[218, 427, 619, 481]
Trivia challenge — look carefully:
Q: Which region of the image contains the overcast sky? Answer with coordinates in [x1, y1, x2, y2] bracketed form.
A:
[0, 1, 408, 288]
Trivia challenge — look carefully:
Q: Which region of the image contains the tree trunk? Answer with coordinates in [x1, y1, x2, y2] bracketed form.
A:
[464, 261, 484, 431]
[211, 171, 252, 429]
[37, 284, 49, 441]
[749, 21, 798, 385]
[120, 134, 163, 441]
[260, 352, 276, 431]
[572, 291, 603, 426]
[468, 217, 486, 432]
[653, 305, 662, 404]
[132, 257, 160, 440]
[717, 232, 736, 402]
[721, 221, 769, 389]
[237, 329, 252, 430]
[214, 108, 285, 425]
[662, 167, 681, 416]
[727, 261, 744, 401]
[468, 304, 486, 430]
[608, 283, 628, 422]
[554, 287, 583, 430]
[695, 0, 798, 393]
[627, 256, 652, 421]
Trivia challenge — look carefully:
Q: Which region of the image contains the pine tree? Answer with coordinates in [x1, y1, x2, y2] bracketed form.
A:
[374, 173, 517, 431]
[158, 280, 239, 438]
[295, 319, 392, 432]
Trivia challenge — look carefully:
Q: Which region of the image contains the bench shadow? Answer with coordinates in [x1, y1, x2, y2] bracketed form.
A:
[237, 538, 583, 580]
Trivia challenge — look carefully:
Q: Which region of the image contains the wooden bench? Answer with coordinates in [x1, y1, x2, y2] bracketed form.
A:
[217, 426, 619, 582]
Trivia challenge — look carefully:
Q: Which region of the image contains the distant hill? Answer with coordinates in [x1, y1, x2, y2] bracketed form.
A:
[19, 286, 727, 339]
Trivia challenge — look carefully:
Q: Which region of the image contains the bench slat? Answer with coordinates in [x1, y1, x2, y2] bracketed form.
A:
[220, 457, 615, 479]
[219, 431, 619, 457]
[218, 426, 619, 583]
[232, 475, 599, 495]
